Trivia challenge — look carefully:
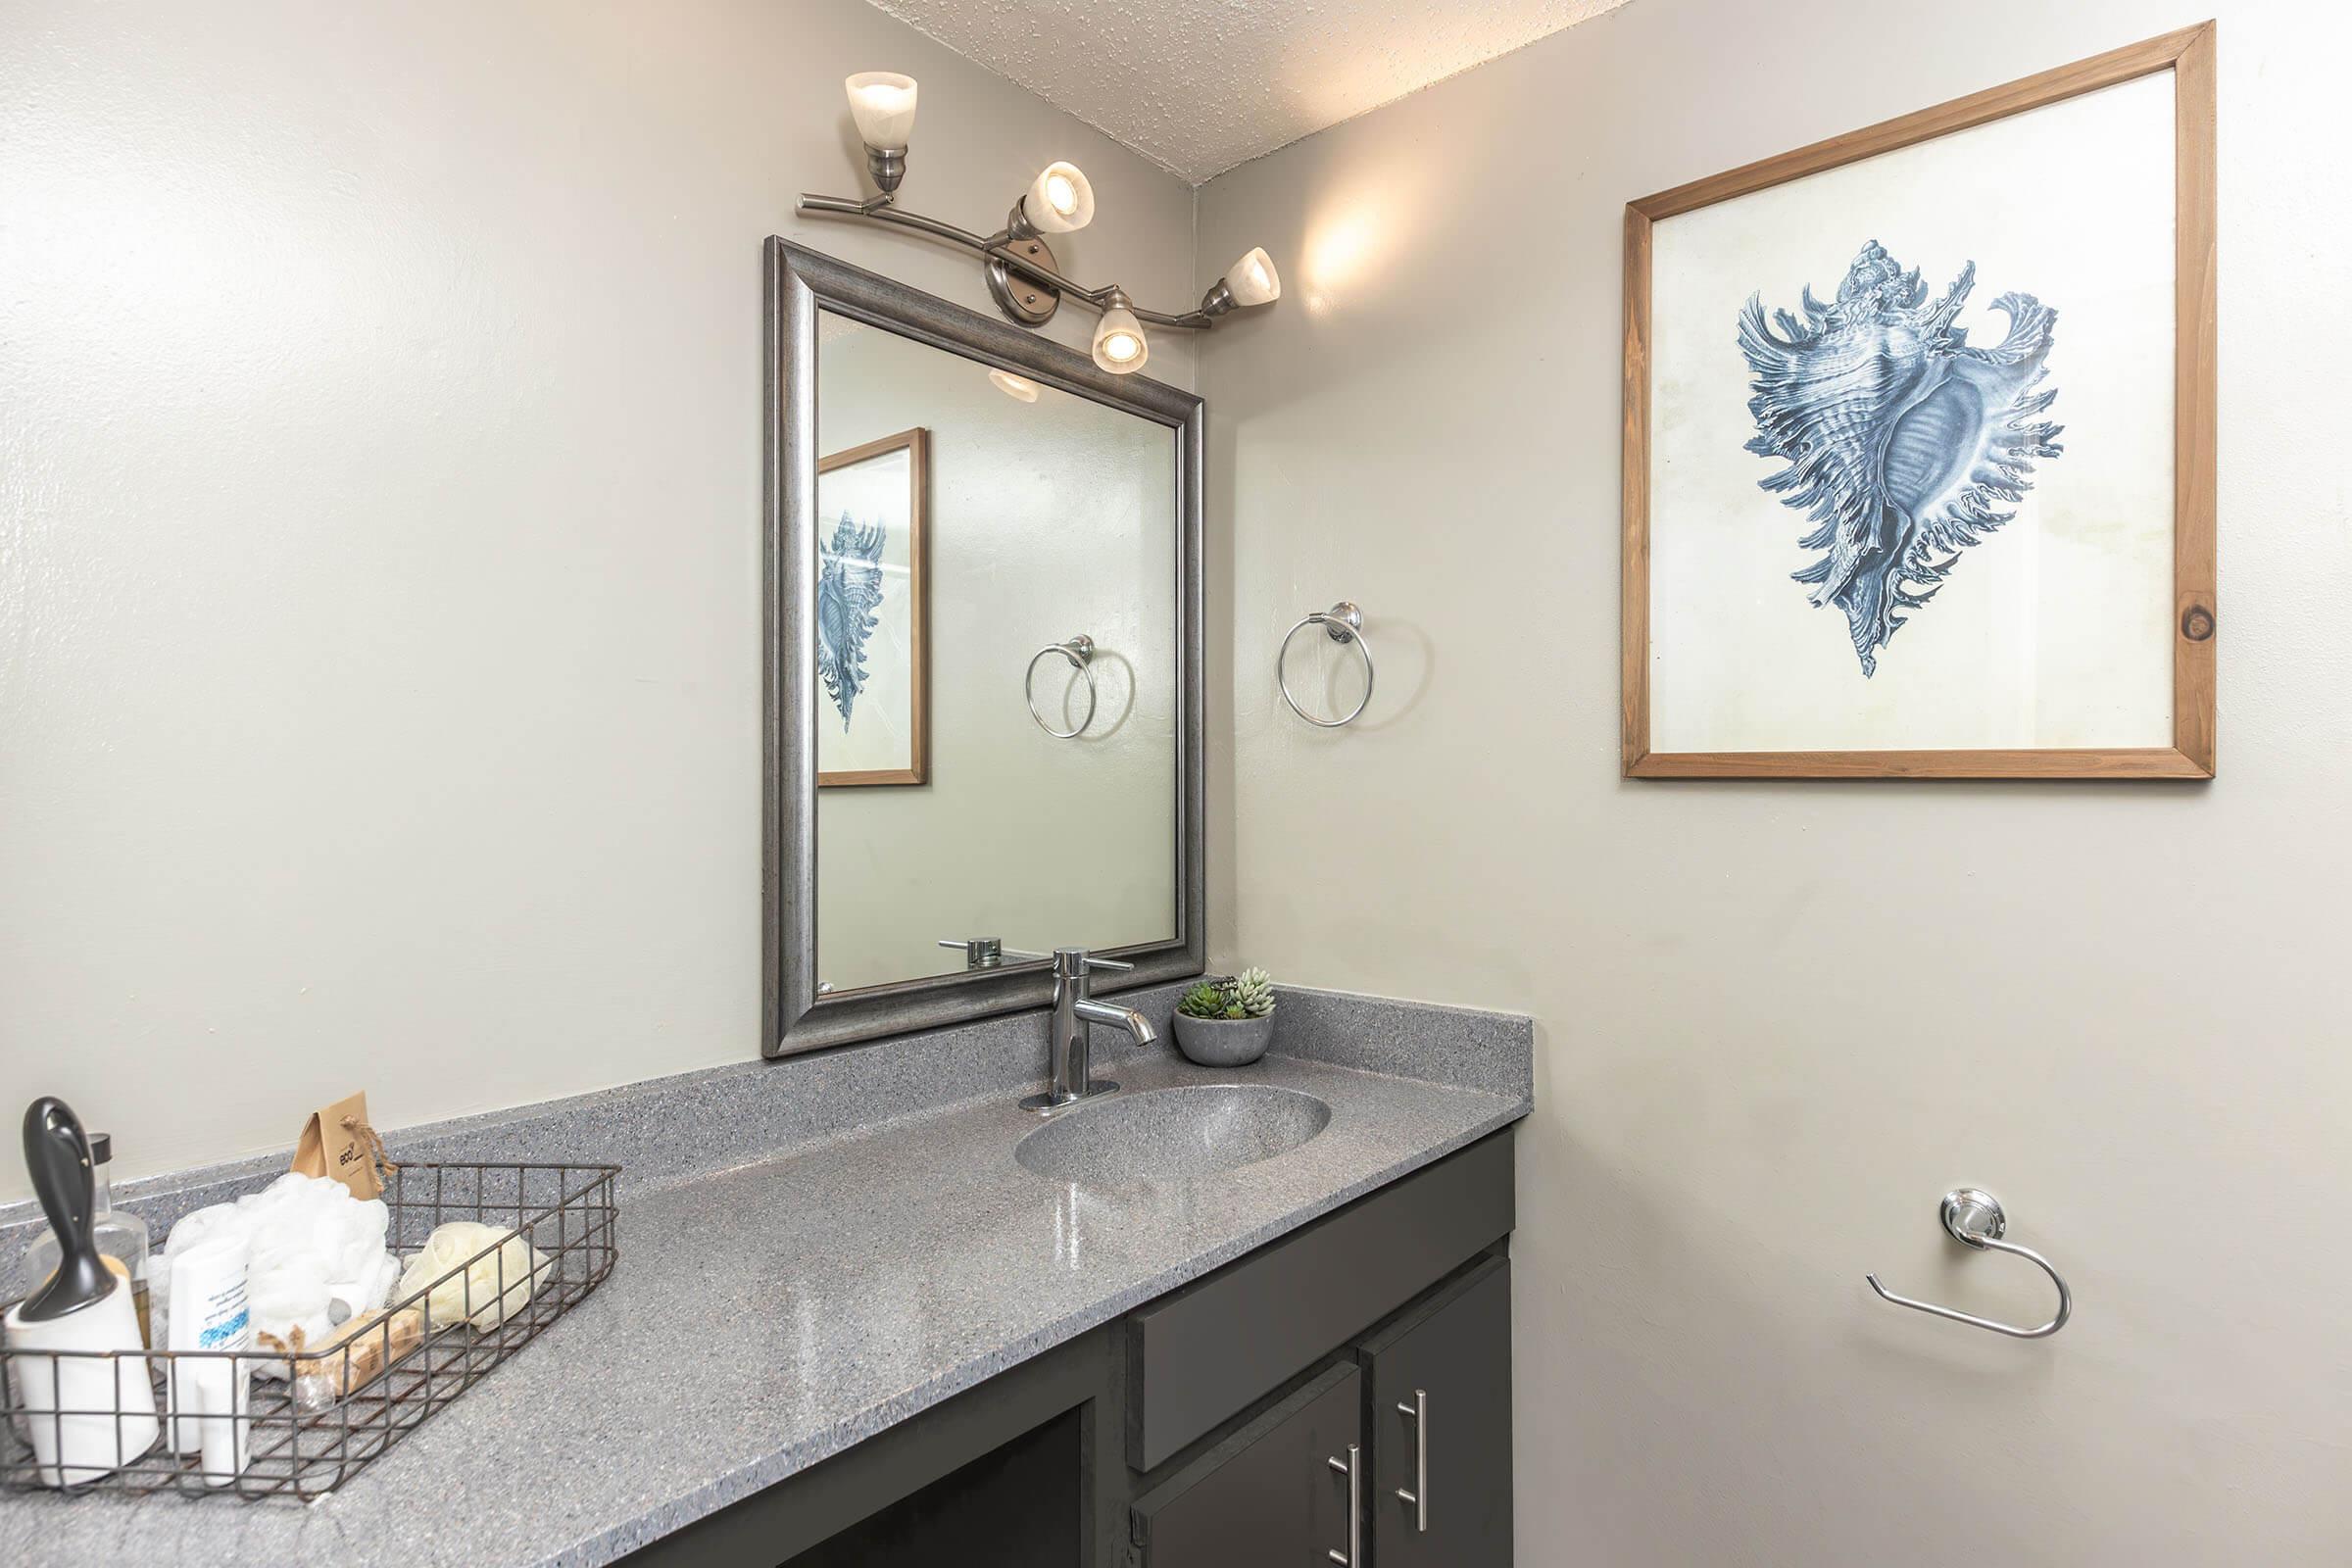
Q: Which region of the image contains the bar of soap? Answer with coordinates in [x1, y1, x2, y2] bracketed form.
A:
[287, 1306, 425, 1411]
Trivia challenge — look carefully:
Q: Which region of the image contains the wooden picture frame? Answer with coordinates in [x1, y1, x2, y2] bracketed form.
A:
[816, 426, 930, 787]
[1622, 23, 2216, 780]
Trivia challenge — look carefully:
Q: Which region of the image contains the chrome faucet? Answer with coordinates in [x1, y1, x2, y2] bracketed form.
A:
[1019, 948, 1158, 1113]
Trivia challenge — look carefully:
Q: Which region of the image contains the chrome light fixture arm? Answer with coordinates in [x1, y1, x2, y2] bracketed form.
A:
[796, 189, 1234, 330]
[796, 190, 997, 261]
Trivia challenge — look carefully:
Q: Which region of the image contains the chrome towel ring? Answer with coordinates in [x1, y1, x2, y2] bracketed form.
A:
[1867, 1188, 2073, 1340]
[1025, 634, 1097, 739]
[1278, 601, 1374, 728]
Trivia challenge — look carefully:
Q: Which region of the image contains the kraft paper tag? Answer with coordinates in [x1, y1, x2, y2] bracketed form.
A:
[290, 1091, 396, 1200]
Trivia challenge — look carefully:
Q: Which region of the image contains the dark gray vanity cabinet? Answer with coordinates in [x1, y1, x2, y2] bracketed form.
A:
[1122, 1133, 1515, 1567]
[1122, 1128, 1514, 1472]
[1357, 1255, 1514, 1567]
[1127, 1363, 1364, 1567]
[1124, 1250, 1514, 1568]
[633, 1129, 1517, 1568]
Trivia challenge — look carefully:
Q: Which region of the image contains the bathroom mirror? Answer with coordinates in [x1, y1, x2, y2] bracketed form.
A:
[764, 240, 1203, 1056]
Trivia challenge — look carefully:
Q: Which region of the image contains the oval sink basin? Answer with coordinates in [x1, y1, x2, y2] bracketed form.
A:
[1016, 1086, 1332, 1184]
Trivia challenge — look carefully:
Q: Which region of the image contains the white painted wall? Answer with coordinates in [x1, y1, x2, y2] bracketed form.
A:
[1195, 1, 2351, 1562]
[10, 0, 2347, 1552]
[0, 0, 1197, 1201]
[814, 319, 1178, 992]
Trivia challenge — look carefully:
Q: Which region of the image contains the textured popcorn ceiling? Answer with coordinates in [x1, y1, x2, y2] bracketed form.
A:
[866, 0, 1636, 183]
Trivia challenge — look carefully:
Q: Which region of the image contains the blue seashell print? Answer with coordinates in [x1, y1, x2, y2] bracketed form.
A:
[1739, 240, 2064, 676]
[817, 514, 888, 728]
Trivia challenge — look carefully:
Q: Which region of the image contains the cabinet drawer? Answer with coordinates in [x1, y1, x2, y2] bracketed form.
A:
[1358, 1254, 1512, 1568]
[1124, 1128, 1513, 1471]
[1128, 1362, 1362, 1568]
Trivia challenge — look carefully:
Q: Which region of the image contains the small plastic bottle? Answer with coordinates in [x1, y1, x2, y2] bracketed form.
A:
[24, 1132, 154, 1347]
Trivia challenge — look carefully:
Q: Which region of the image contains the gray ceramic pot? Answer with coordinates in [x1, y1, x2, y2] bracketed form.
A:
[1171, 1011, 1275, 1068]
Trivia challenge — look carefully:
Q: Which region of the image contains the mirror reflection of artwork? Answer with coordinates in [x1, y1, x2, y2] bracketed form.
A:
[818, 516, 886, 723]
[816, 428, 928, 786]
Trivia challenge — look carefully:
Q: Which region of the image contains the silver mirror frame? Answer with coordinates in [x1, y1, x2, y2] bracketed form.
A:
[762, 238, 1205, 1057]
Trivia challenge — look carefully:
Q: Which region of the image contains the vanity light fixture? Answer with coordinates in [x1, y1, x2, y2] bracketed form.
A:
[1091, 293, 1149, 374]
[1024, 161, 1095, 233]
[800, 72, 1281, 373]
[843, 72, 916, 193]
[1220, 246, 1282, 308]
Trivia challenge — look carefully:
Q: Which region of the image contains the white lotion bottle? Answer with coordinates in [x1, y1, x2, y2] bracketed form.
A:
[165, 1233, 253, 1483]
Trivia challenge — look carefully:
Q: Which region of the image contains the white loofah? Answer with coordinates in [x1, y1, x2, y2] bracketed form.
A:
[394, 1223, 549, 1331]
[153, 1174, 396, 1361]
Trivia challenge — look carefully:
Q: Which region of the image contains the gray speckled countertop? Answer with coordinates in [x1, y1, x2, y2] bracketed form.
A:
[0, 1037, 1528, 1568]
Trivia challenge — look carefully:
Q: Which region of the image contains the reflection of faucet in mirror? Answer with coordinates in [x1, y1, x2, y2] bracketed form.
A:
[1019, 949, 1158, 1114]
[938, 938, 1061, 971]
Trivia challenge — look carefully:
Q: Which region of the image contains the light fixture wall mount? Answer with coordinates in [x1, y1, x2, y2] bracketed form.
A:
[802, 73, 1281, 371]
[988, 206, 1064, 326]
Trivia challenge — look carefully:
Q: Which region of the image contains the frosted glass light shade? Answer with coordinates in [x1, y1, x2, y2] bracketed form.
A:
[1092, 306, 1148, 374]
[1225, 247, 1281, 307]
[989, 369, 1040, 403]
[845, 73, 917, 148]
[1025, 162, 1096, 233]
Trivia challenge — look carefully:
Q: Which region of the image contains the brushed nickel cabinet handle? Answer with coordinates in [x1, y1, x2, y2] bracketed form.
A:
[1395, 1389, 1428, 1531]
[1327, 1444, 1361, 1566]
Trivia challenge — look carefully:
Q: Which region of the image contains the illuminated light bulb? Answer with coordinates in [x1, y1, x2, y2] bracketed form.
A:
[989, 369, 1040, 403]
[1225, 246, 1281, 307]
[1092, 304, 1149, 373]
[1024, 162, 1096, 233]
[844, 73, 917, 148]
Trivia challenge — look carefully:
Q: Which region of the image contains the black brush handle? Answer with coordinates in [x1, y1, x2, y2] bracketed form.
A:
[19, 1098, 114, 1321]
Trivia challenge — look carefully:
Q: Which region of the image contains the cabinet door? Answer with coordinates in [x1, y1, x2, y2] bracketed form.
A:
[1129, 1363, 1364, 1568]
[1357, 1256, 1511, 1568]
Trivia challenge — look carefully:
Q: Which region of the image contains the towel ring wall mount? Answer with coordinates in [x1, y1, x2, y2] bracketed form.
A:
[1278, 601, 1375, 728]
[1026, 634, 1098, 739]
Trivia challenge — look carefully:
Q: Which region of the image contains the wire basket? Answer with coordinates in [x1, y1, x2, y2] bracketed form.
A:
[1, 1160, 618, 1500]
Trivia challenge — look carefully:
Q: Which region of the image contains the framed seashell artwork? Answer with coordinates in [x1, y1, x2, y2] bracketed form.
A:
[1623, 24, 2216, 779]
[816, 425, 931, 786]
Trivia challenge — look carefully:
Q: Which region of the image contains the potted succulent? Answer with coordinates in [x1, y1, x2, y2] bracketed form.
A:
[1171, 967, 1277, 1067]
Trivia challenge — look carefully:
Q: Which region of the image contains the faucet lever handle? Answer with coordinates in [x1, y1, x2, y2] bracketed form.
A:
[1051, 947, 1133, 980]
[941, 939, 1060, 969]
[937, 936, 1004, 968]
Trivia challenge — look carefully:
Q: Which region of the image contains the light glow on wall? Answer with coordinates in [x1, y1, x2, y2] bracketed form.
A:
[1297, 153, 1434, 318]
